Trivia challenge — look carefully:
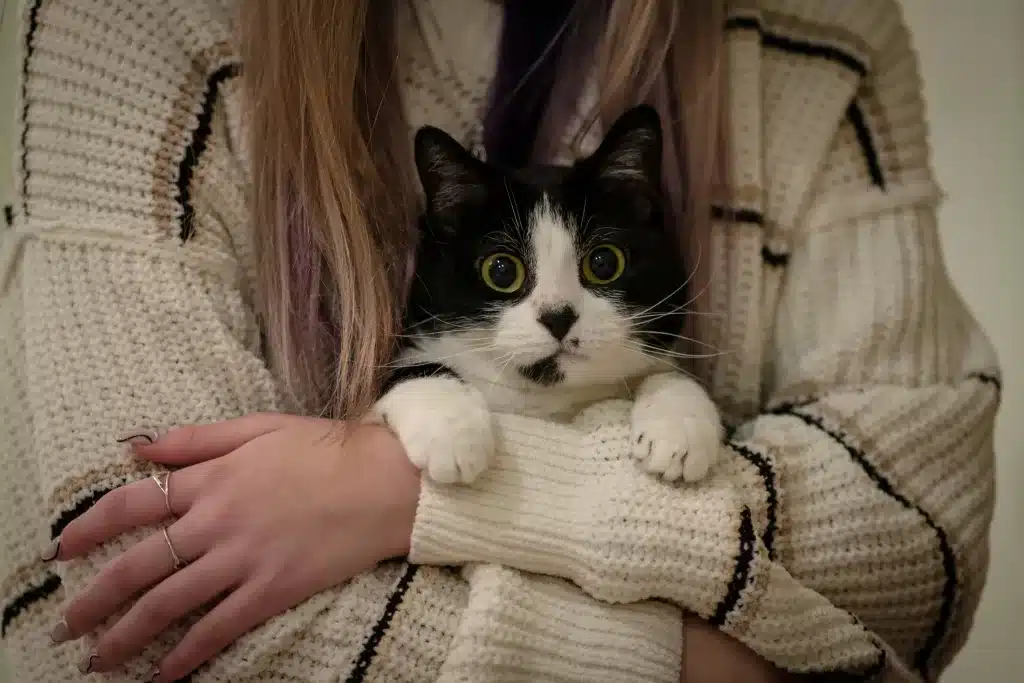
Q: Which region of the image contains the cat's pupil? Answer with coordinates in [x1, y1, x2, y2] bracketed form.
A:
[488, 256, 517, 289]
[588, 247, 618, 281]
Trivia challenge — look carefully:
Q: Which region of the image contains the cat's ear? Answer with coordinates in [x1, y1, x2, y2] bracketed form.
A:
[414, 126, 489, 218]
[586, 105, 663, 188]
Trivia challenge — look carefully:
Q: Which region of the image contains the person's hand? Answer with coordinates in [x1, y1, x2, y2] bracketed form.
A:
[49, 414, 420, 681]
[681, 613, 795, 683]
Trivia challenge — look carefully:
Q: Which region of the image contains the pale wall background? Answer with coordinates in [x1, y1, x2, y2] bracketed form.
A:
[0, 0, 1020, 680]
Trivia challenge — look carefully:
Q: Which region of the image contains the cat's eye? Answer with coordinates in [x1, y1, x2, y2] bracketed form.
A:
[480, 252, 526, 293]
[582, 244, 626, 285]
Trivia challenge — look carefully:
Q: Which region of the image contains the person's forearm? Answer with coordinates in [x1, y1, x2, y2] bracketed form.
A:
[681, 613, 793, 683]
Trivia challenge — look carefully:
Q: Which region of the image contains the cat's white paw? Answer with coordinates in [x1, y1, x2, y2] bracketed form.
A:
[630, 411, 722, 482]
[370, 376, 493, 484]
[629, 373, 723, 483]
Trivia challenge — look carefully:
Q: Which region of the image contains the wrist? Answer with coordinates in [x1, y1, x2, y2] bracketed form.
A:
[358, 423, 421, 560]
[682, 613, 791, 683]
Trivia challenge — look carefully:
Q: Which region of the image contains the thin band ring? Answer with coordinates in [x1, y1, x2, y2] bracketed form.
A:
[161, 526, 186, 571]
[151, 472, 173, 516]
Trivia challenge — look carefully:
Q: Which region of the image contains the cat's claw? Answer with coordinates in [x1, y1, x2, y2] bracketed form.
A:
[369, 376, 494, 485]
[630, 413, 721, 483]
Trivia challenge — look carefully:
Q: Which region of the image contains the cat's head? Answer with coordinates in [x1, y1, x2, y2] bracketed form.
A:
[407, 105, 690, 388]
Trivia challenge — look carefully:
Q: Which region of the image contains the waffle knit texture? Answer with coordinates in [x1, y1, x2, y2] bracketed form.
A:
[0, 0, 1000, 681]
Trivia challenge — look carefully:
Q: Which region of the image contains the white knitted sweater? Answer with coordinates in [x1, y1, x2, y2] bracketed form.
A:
[0, 0, 1000, 682]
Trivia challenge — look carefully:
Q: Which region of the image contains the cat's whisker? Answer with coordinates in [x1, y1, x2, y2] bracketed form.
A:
[405, 315, 484, 335]
[395, 344, 507, 367]
[503, 180, 527, 245]
[626, 307, 726, 322]
[629, 282, 692, 321]
[628, 341, 728, 361]
[676, 260, 717, 314]
[396, 330, 491, 341]
[628, 329, 724, 352]
[625, 242, 707, 321]
[481, 346, 524, 380]
[622, 344, 709, 382]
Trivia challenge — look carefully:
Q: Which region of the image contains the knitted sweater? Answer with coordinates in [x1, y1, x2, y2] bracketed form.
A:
[0, 0, 1000, 681]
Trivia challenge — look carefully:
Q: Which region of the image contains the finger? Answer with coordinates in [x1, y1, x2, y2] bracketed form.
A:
[58, 470, 201, 560]
[62, 519, 206, 640]
[126, 413, 297, 465]
[154, 577, 292, 682]
[89, 549, 240, 674]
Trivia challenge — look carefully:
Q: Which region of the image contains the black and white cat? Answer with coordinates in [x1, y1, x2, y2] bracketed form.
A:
[370, 105, 723, 485]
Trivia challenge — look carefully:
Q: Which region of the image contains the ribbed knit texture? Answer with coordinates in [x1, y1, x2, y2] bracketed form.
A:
[0, 0, 999, 681]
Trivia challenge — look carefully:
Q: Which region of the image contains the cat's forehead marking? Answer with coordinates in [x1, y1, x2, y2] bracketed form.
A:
[528, 195, 580, 308]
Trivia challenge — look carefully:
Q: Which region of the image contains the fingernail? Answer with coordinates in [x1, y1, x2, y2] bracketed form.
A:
[40, 537, 60, 562]
[77, 651, 98, 674]
[144, 665, 160, 682]
[115, 428, 159, 446]
[49, 618, 70, 644]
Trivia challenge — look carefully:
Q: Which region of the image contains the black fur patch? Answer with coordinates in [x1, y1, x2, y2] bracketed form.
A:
[381, 359, 461, 394]
[517, 355, 565, 385]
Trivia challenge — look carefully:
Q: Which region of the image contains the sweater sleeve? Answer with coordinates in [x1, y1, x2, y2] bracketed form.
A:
[411, 8, 999, 683]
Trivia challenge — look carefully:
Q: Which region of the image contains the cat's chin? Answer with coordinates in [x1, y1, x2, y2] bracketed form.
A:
[511, 347, 661, 390]
[510, 347, 588, 385]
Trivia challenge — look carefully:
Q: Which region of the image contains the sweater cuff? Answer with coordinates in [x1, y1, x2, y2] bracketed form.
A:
[410, 412, 591, 575]
[437, 564, 683, 683]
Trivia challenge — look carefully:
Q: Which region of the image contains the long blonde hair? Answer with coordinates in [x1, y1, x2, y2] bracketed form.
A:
[241, 1, 727, 419]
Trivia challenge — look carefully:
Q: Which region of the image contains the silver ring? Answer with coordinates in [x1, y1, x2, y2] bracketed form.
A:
[161, 526, 186, 571]
[151, 472, 173, 516]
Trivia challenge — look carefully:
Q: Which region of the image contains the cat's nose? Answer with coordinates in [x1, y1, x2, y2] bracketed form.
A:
[537, 305, 578, 341]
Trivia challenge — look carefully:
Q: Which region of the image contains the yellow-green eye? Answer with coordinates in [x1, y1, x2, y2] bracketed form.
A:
[480, 252, 526, 293]
[582, 244, 626, 285]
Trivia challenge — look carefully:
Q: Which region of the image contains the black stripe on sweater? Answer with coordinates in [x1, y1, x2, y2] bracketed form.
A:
[724, 17, 887, 192]
[5, 479, 138, 637]
[3, 205, 12, 227]
[712, 205, 765, 226]
[728, 442, 779, 560]
[345, 563, 419, 683]
[51, 483, 122, 540]
[1, 572, 61, 637]
[178, 64, 241, 242]
[846, 101, 887, 189]
[708, 505, 757, 627]
[724, 16, 868, 77]
[778, 407, 956, 679]
[19, 0, 43, 219]
[968, 372, 1003, 393]
[768, 372, 1002, 414]
[767, 396, 820, 414]
[761, 246, 789, 267]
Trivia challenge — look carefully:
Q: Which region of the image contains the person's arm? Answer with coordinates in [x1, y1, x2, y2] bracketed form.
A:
[409, 10, 998, 683]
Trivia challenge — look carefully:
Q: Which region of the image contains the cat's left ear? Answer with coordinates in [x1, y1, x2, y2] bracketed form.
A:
[586, 104, 663, 189]
[414, 126, 489, 219]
